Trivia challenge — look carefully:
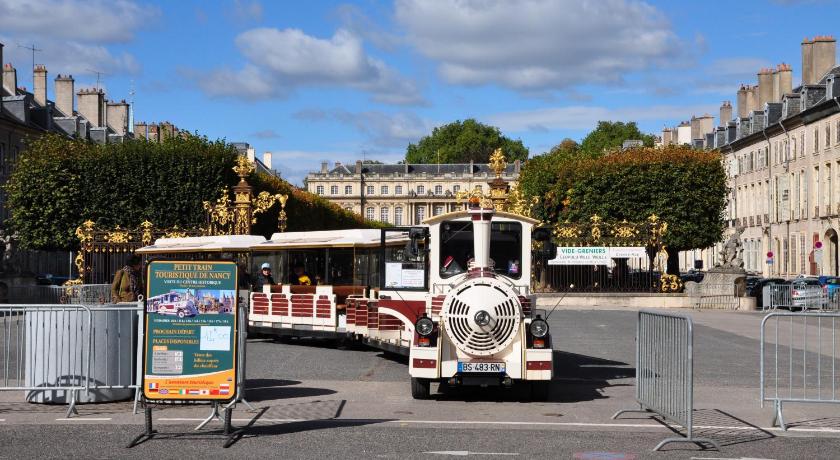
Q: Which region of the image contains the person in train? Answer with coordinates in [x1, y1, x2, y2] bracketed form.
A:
[291, 264, 313, 286]
[253, 262, 275, 292]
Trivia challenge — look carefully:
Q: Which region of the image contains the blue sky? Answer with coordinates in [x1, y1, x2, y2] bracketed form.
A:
[2, 0, 839, 184]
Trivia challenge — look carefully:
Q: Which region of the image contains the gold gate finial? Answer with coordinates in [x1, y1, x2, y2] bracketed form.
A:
[489, 148, 507, 178]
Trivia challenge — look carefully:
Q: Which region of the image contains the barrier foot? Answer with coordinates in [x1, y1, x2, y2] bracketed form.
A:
[611, 404, 647, 419]
[127, 406, 156, 448]
[195, 402, 224, 431]
[771, 400, 786, 431]
[132, 388, 141, 415]
[653, 437, 720, 452]
[65, 390, 80, 419]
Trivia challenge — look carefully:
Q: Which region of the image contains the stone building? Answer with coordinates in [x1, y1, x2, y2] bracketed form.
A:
[678, 35, 840, 276]
[305, 160, 521, 225]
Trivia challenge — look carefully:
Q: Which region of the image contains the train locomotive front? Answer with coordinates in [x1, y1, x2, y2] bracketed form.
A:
[403, 203, 553, 400]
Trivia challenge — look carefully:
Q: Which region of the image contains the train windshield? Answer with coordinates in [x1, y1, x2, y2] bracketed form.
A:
[439, 221, 522, 279]
[381, 228, 429, 291]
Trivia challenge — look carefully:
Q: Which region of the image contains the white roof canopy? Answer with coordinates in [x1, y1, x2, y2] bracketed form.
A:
[136, 235, 267, 254]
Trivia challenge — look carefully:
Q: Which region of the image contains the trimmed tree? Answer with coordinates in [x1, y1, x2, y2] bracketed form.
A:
[406, 119, 528, 164]
[6, 134, 379, 250]
[579, 121, 656, 157]
[522, 145, 727, 274]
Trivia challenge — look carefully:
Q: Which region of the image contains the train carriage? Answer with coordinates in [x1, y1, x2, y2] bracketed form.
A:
[135, 202, 552, 400]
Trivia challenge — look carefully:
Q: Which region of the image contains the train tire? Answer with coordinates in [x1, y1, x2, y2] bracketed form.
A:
[410, 377, 431, 400]
[529, 381, 550, 401]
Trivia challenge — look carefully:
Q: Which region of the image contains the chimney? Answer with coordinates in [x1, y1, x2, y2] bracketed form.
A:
[54, 74, 74, 116]
[719, 101, 732, 127]
[33, 64, 47, 107]
[2, 62, 16, 96]
[801, 38, 814, 85]
[514, 159, 521, 173]
[772, 68, 781, 103]
[106, 100, 129, 136]
[246, 146, 255, 162]
[777, 63, 793, 99]
[133, 121, 147, 139]
[746, 85, 759, 113]
[320, 161, 328, 173]
[77, 88, 104, 126]
[736, 85, 748, 119]
[812, 35, 837, 83]
[262, 151, 272, 170]
[147, 123, 159, 142]
[355, 160, 363, 174]
[690, 115, 700, 140]
[757, 68, 773, 109]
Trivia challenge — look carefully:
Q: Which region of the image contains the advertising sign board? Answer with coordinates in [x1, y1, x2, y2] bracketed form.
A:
[143, 260, 238, 401]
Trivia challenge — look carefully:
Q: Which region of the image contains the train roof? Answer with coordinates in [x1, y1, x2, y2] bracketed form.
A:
[255, 228, 407, 250]
[422, 210, 540, 226]
[136, 235, 266, 254]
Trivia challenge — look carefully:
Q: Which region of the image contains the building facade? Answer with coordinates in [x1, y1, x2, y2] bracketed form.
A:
[305, 160, 521, 225]
[679, 35, 840, 277]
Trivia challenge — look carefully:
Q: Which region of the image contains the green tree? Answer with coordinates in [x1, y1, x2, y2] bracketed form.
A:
[579, 121, 656, 157]
[406, 119, 528, 163]
[6, 134, 379, 250]
[542, 146, 727, 274]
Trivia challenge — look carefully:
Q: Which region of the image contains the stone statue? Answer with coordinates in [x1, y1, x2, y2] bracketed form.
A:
[718, 225, 745, 269]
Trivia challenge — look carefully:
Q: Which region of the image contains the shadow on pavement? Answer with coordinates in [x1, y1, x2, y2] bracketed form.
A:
[785, 416, 840, 430]
[652, 408, 774, 452]
[244, 379, 336, 402]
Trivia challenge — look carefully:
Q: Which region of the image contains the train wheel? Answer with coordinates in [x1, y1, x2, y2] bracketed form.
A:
[529, 381, 550, 401]
[410, 377, 430, 400]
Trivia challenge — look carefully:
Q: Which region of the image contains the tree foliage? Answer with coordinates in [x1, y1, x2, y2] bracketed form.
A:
[6, 134, 378, 250]
[406, 119, 528, 164]
[579, 121, 656, 156]
[520, 145, 727, 273]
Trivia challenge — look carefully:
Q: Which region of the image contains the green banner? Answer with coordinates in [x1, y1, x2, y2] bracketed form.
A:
[143, 260, 238, 401]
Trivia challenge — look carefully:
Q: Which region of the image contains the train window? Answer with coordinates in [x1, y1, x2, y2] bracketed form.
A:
[439, 221, 522, 279]
[381, 228, 428, 290]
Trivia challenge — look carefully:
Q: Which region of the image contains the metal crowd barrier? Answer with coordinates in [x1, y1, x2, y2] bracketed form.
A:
[760, 312, 840, 430]
[762, 284, 839, 312]
[0, 301, 142, 417]
[613, 310, 719, 451]
[4, 284, 112, 305]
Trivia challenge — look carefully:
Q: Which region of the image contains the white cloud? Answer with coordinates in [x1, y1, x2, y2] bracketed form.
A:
[488, 104, 719, 132]
[395, 0, 683, 91]
[0, 0, 155, 43]
[294, 109, 431, 148]
[232, 0, 263, 23]
[333, 3, 402, 51]
[200, 27, 424, 105]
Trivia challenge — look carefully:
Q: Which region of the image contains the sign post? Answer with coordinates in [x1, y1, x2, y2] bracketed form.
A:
[130, 260, 242, 447]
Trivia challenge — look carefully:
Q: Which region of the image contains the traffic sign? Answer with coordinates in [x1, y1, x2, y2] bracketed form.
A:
[766, 258, 774, 265]
[815, 241, 823, 250]
[767, 251, 774, 258]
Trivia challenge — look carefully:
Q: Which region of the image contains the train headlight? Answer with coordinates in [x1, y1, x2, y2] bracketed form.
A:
[529, 318, 549, 338]
[416, 317, 435, 337]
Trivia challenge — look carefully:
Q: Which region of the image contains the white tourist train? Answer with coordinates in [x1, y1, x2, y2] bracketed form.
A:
[136, 200, 553, 400]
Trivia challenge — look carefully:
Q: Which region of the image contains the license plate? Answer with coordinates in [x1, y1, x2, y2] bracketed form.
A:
[457, 362, 505, 373]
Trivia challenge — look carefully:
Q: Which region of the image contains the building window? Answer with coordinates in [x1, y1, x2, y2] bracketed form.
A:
[316, 185, 324, 195]
[800, 133, 805, 157]
[801, 237, 806, 275]
[453, 185, 460, 194]
[381, 185, 389, 195]
[434, 185, 443, 195]
[814, 128, 819, 154]
[836, 120, 840, 143]
[395, 185, 403, 195]
[416, 185, 425, 195]
[344, 185, 352, 195]
[366, 207, 375, 220]
[415, 206, 425, 224]
[395, 207, 403, 226]
[433, 205, 444, 216]
[827, 123, 832, 148]
[380, 207, 389, 223]
[367, 185, 374, 195]
[330, 185, 338, 195]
